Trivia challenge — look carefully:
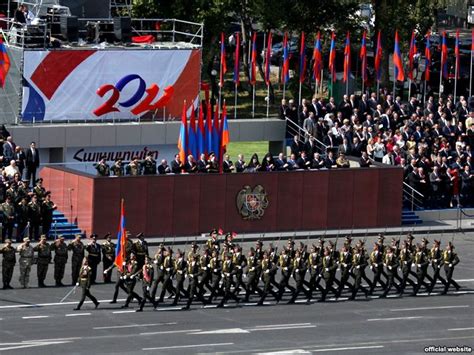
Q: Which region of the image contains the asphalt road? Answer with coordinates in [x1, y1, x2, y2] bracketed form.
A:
[0, 232, 473, 354]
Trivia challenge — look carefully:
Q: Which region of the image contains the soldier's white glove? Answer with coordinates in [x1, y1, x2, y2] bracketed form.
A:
[166, 268, 171, 272]
[103, 270, 107, 274]
[411, 264, 415, 268]
[325, 268, 329, 272]
[295, 269, 299, 273]
[75, 282, 79, 286]
[388, 266, 392, 270]
[214, 269, 218, 273]
[243, 274, 247, 278]
[356, 265, 360, 269]
[131, 275, 135, 279]
[122, 262, 126, 266]
[202, 267, 207, 270]
[153, 260, 158, 264]
[265, 270, 270, 274]
[146, 286, 150, 291]
[283, 267, 288, 271]
[417, 264, 421, 268]
[449, 263, 453, 267]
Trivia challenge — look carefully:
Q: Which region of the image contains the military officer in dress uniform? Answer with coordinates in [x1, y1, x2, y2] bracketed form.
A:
[399, 240, 417, 295]
[121, 253, 143, 308]
[158, 247, 176, 303]
[381, 247, 401, 297]
[232, 245, 247, 295]
[142, 153, 157, 175]
[216, 253, 241, 307]
[198, 248, 213, 297]
[0, 239, 16, 289]
[33, 235, 52, 287]
[68, 234, 85, 285]
[184, 254, 206, 310]
[288, 249, 311, 303]
[172, 249, 188, 306]
[137, 256, 156, 311]
[133, 233, 149, 269]
[277, 248, 295, 300]
[207, 249, 222, 303]
[442, 242, 460, 294]
[86, 234, 101, 284]
[95, 157, 110, 176]
[33, 179, 46, 201]
[1, 196, 15, 243]
[412, 244, 432, 296]
[307, 245, 324, 299]
[320, 247, 339, 302]
[429, 240, 446, 292]
[244, 248, 263, 302]
[101, 234, 115, 283]
[349, 246, 370, 300]
[150, 244, 166, 302]
[41, 193, 57, 237]
[337, 245, 354, 297]
[17, 237, 34, 288]
[16, 197, 29, 243]
[369, 243, 386, 294]
[51, 235, 68, 286]
[257, 251, 280, 305]
[74, 257, 100, 311]
[28, 194, 42, 241]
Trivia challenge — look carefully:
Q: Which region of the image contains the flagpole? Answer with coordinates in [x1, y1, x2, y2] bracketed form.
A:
[298, 81, 302, 113]
[234, 82, 238, 119]
[454, 56, 458, 104]
[439, 63, 443, 97]
[376, 80, 380, 101]
[470, 47, 473, 98]
[320, 69, 323, 95]
[315, 79, 318, 97]
[219, 49, 223, 118]
[266, 83, 270, 118]
[252, 84, 256, 118]
[392, 64, 396, 97]
[283, 81, 286, 100]
[408, 78, 412, 101]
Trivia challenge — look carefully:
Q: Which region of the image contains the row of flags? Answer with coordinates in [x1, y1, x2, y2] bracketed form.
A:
[218, 29, 474, 87]
[177, 100, 230, 171]
[0, 36, 11, 88]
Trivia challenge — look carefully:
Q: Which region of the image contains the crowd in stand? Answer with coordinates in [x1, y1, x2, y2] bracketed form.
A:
[0, 130, 49, 243]
[280, 92, 474, 209]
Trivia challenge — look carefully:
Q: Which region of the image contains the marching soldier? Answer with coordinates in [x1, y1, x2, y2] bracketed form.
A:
[187, 242, 199, 262]
[133, 233, 149, 269]
[172, 249, 188, 306]
[73, 257, 100, 311]
[429, 240, 447, 292]
[101, 234, 115, 283]
[184, 254, 206, 310]
[217, 253, 241, 307]
[150, 244, 166, 302]
[33, 235, 52, 287]
[356, 239, 373, 287]
[320, 247, 339, 302]
[442, 242, 460, 294]
[51, 235, 68, 286]
[0, 239, 16, 289]
[257, 251, 279, 305]
[277, 248, 295, 300]
[17, 237, 34, 288]
[307, 245, 324, 299]
[244, 248, 263, 302]
[1, 196, 15, 243]
[107, 262, 136, 304]
[337, 245, 354, 297]
[125, 232, 134, 260]
[349, 246, 370, 300]
[28, 194, 42, 241]
[121, 253, 143, 308]
[232, 245, 247, 295]
[381, 247, 401, 297]
[399, 241, 417, 295]
[157, 247, 176, 303]
[198, 248, 213, 297]
[412, 244, 432, 296]
[369, 243, 386, 294]
[86, 234, 101, 284]
[288, 249, 311, 303]
[255, 240, 264, 260]
[137, 256, 156, 311]
[68, 234, 85, 285]
[207, 249, 222, 303]
[206, 229, 220, 252]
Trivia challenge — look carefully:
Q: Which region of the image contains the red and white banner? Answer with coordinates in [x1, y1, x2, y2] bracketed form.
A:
[21, 49, 201, 122]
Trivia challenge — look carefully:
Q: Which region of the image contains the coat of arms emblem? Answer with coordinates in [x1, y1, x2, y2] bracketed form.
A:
[236, 185, 269, 220]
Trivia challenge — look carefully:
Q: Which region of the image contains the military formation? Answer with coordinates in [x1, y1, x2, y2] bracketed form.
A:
[0, 230, 462, 312]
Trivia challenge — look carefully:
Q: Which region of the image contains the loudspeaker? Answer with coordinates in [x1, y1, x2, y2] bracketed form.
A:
[113, 17, 131, 42]
[60, 16, 79, 42]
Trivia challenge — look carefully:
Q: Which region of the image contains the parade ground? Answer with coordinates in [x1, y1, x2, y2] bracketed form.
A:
[0, 231, 473, 354]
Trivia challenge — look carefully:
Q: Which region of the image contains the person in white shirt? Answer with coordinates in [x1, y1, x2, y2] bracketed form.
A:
[4, 160, 20, 178]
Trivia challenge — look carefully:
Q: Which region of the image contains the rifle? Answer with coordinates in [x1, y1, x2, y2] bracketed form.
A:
[60, 284, 78, 303]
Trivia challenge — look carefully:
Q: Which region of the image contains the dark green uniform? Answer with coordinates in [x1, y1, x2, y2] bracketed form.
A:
[412, 249, 431, 295]
[101, 240, 116, 283]
[442, 248, 460, 294]
[28, 201, 42, 241]
[16, 201, 29, 243]
[337, 249, 354, 297]
[95, 162, 110, 176]
[34, 241, 52, 287]
[0, 242, 16, 288]
[123, 259, 142, 308]
[307, 249, 324, 298]
[277, 252, 295, 299]
[320, 253, 338, 301]
[151, 249, 165, 301]
[244, 252, 263, 302]
[349, 249, 370, 300]
[381, 251, 401, 297]
[137, 261, 156, 311]
[184, 257, 206, 309]
[399, 245, 417, 294]
[288, 253, 311, 303]
[172, 255, 188, 305]
[142, 158, 157, 175]
[17, 243, 34, 288]
[51, 240, 68, 286]
[133, 239, 149, 269]
[86, 242, 101, 284]
[1, 201, 15, 242]
[369, 247, 386, 294]
[207, 253, 222, 303]
[41, 200, 56, 237]
[158, 253, 176, 302]
[217, 256, 240, 307]
[74, 263, 99, 310]
[68, 239, 85, 285]
[257, 255, 279, 305]
[429, 245, 447, 292]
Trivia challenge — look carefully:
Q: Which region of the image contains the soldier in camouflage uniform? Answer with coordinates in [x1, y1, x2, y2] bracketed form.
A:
[0, 239, 16, 289]
[17, 237, 34, 288]
[51, 235, 68, 286]
[68, 235, 85, 285]
[33, 235, 52, 287]
[101, 234, 115, 283]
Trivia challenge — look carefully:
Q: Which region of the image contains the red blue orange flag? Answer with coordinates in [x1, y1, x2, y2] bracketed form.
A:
[233, 32, 240, 84]
[299, 32, 307, 83]
[177, 101, 188, 164]
[0, 36, 10, 88]
[219, 103, 230, 172]
[393, 30, 405, 82]
[197, 104, 205, 158]
[408, 30, 417, 80]
[264, 31, 272, 86]
[312, 32, 323, 82]
[219, 32, 227, 87]
[328, 32, 336, 81]
[343, 32, 351, 83]
[375, 30, 383, 82]
[250, 32, 257, 85]
[425, 32, 431, 82]
[454, 29, 460, 79]
[281, 32, 290, 84]
[212, 103, 220, 158]
[441, 31, 448, 80]
[188, 103, 197, 158]
[114, 199, 127, 272]
[360, 30, 367, 84]
[206, 100, 212, 155]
